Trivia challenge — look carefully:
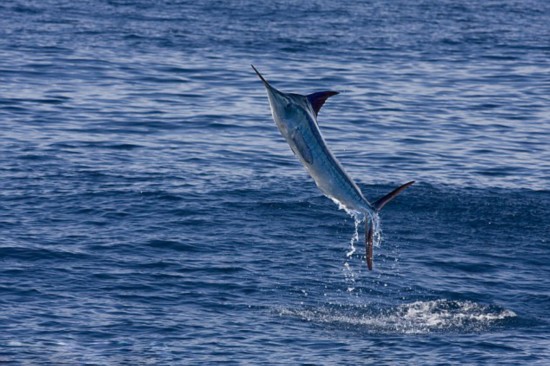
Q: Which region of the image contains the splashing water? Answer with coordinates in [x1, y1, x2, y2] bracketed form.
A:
[277, 299, 516, 335]
[345, 217, 361, 258]
[343, 212, 381, 290]
[343, 217, 361, 291]
[370, 212, 382, 249]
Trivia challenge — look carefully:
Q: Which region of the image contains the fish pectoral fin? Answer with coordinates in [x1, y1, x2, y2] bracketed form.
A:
[291, 131, 313, 165]
[307, 91, 339, 118]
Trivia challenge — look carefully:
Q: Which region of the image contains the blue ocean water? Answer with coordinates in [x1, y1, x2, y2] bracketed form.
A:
[1, 0, 549, 364]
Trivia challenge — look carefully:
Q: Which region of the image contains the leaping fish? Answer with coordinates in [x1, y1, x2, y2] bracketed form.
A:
[252, 65, 414, 270]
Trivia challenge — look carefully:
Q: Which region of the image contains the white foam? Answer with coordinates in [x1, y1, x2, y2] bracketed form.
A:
[278, 299, 516, 334]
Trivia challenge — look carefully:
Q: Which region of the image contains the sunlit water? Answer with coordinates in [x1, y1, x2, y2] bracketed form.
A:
[1, 0, 549, 364]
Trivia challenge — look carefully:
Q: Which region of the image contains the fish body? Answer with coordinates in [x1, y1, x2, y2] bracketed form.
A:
[268, 90, 372, 217]
[252, 65, 414, 270]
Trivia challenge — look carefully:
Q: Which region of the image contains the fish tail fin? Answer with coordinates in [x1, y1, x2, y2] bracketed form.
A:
[365, 219, 374, 270]
[364, 180, 414, 270]
[373, 181, 415, 212]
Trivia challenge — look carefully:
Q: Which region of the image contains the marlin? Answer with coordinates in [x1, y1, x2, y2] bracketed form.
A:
[252, 65, 414, 270]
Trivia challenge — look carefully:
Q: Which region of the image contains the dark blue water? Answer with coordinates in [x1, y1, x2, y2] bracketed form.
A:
[1, 0, 549, 364]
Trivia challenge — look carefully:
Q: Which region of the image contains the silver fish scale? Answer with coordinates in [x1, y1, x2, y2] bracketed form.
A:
[300, 116, 371, 213]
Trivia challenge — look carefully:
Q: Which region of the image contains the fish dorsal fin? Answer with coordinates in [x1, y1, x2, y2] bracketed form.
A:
[307, 91, 339, 117]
